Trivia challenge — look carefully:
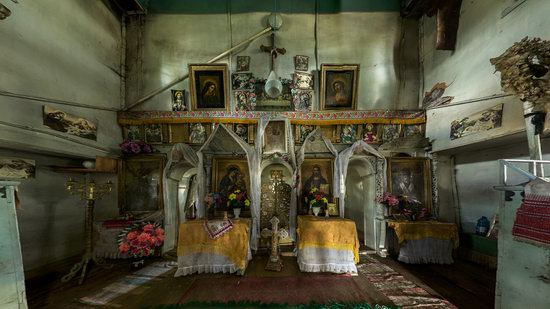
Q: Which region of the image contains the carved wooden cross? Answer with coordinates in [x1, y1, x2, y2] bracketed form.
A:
[260, 33, 286, 70]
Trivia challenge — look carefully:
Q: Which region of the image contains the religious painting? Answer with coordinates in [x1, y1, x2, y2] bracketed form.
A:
[293, 72, 313, 90]
[233, 123, 249, 143]
[300, 158, 333, 213]
[236, 56, 250, 72]
[294, 55, 309, 71]
[0, 157, 35, 179]
[319, 64, 359, 110]
[450, 104, 503, 140]
[188, 123, 208, 144]
[387, 157, 432, 213]
[168, 124, 187, 143]
[123, 125, 142, 141]
[119, 155, 165, 214]
[43, 105, 98, 140]
[248, 125, 256, 144]
[144, 124, 163, 144]
[253, 79, 293, 111]
[171, 89, 186, 111]
[291, 89, 313, 111]
[212, 157, 250, 203]
[339, 124, 358, 144]
[382, 124, 402, 143]
[234, 90, 256, 111]
[295, 124, 316, 144]
[263, 121, 287, 154]
[404, 124, 425, 137]
[320, 125, 337, 143]
[362, 123, 380, 144]
[189, 64, 229, 111]
[231, 73, 254, 90]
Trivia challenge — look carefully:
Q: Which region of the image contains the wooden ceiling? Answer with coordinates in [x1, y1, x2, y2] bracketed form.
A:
[401, 0, 463, 50]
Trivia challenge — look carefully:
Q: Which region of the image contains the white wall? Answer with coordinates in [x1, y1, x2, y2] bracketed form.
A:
[421, 0, 550, 230]
[0, 0, 122, 273]
[126, 11, 419, 111]
[0, 0, 122, 158]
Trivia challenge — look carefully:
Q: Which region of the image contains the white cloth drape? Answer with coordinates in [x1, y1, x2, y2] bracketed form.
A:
[337, 140, 386, 217]
[163, 143, 199, 252]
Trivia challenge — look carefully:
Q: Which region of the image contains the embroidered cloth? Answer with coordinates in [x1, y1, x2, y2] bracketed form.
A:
[512, 180, 550, 246]
[204, 219, 233, 239]
[177, 219, 251, 272]
[297, 215, 359, 264]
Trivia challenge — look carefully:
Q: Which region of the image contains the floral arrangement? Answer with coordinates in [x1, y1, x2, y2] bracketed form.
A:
[226, 189, 250, 209]
[379, 192, 429, 220]
[120, 139, 154, 154]
[204, 192, 222, 208]
[305, 187, 329, 209]
[118, 222, 164, 258]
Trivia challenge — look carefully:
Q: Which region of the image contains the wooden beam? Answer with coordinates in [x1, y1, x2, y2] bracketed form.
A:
[436, 0, 462, 50]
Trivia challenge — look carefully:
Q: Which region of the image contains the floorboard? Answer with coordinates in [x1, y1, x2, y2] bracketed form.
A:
[25, 252, 496, 308]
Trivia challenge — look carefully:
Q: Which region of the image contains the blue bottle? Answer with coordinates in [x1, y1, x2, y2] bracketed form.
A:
[476, 216, 490, 236]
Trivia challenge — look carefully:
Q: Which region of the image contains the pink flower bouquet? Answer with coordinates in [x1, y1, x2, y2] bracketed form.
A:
[118, 222, 164, 258]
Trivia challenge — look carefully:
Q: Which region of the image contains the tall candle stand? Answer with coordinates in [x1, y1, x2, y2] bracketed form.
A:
[61, 176, 113, 285]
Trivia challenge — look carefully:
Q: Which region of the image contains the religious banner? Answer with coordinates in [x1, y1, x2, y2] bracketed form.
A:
[450, 104, 503, 140]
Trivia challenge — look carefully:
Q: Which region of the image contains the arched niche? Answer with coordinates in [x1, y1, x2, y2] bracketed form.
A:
[338, 140, 386, 254]
[163, 143, 199, 252]
[344, 156, 376, 249]
[196, 124, 261, 249]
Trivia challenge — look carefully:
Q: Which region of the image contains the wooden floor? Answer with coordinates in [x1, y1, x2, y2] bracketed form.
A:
[25, 253, 496, 309]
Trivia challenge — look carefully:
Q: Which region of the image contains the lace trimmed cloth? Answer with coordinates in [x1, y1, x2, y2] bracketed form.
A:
[204, 219, 233, 239]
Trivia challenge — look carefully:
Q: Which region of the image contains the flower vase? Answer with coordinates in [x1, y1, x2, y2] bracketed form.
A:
[410, 214, 417, 221]
[312, 206, 321, 216]
[233, 208, 241, 219]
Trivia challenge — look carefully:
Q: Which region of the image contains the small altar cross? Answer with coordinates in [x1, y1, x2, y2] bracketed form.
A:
[260, 33, 286, 70]
[265, 216, 283, 271]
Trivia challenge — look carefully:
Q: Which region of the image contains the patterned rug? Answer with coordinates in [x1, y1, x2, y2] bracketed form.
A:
[358, 255, 457, 308]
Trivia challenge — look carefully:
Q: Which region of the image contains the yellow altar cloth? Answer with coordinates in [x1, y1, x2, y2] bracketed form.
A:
[388, 220, 459, 249]
[177, 219, 251, 272]
[297, 216, 359, 263]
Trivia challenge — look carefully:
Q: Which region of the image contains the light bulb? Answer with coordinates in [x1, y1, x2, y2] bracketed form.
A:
[265, 70, 283, 98]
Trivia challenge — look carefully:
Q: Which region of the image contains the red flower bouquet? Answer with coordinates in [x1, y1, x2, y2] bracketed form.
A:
[118, 222, 164, 258]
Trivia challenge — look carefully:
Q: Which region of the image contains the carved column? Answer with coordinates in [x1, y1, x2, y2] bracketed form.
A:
[430, 153, 440, 219]
[204, 154, 213, 194]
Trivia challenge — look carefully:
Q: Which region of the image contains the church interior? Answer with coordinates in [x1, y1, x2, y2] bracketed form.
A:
[1, 0, 550, 308]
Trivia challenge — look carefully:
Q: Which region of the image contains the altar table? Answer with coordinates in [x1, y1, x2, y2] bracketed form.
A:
[387, 220, 459, 264]
[297, 215, 359, 273]
[175, 219, 252, 277]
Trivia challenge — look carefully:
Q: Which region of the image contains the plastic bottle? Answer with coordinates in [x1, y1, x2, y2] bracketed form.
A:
[476, 216, 490, 236]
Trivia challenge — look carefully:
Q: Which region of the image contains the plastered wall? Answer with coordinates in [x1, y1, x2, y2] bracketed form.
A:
[0, 0, 122, 273]
[421, 0, 550, 231]
[125, 10, 419, 111]
[0, 0, 123, 158]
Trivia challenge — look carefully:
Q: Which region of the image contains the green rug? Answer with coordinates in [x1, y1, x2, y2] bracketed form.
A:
[146, 301, 398, 309]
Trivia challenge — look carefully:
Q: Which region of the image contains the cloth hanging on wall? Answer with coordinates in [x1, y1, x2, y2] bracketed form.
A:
[512, 178, 550, 247]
